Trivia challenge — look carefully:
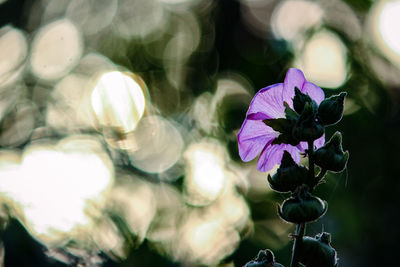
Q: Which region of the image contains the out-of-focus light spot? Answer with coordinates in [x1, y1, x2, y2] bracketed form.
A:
[113, 0, 166, 39]
[0, 135, 113, 239]
[128, 115, 184, 174]
[91, 217, 126, 259]
[66, 0, 118, 35]
[240, 0, 276, 38]
[245, 163, 278, 200]
[146, 184, 185, 243]
[108, 178, 156, 244]
[343, 97, 360, 115]
[369, 0, 400, 65]
[46, 74, 93, 132]
[215, 76, 251, 98]
[145, 173, 248, 265]
[323, 0, 361, 41]
[210, 192, 250, 230]
[0, 84, 22, 124]
[158, 0, 200, 6]
[184, 141, 228, 206]
[368, 52, 400, 86]
[0, 101, 37, 147]
[271, 0, 324, 41]
[91, 71, 146, 134]
[192, 92, 215, 133]
[163, 13, 200, 63]
[30, 19, 83, 80]
[192, 74, 251, 133]
[295, 30, 347, 88]
[0, 150, 20, 167]
[379, 1, 400, 55]
[0, 26, 27, 87]
[75, 53, 117, 77]
[178, 214, 240, 266]
[41, 0, 70, 23]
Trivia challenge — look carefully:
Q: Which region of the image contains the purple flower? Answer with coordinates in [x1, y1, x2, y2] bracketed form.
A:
[238, 68, 325, 172]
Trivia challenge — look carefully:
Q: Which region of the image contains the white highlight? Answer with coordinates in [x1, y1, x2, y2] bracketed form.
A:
[0, 136, 113, 237]
[184, 141, 227, 205]
[91, 71, 146, 133]
[378, 1, 400, 56]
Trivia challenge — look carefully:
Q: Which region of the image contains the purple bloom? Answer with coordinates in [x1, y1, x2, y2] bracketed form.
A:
[238, 68, 325, 172]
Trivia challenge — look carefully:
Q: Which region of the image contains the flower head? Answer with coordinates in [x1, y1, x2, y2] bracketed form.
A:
[237, 68, 325, 172]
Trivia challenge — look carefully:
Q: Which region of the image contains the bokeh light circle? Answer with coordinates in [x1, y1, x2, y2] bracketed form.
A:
[30, 19, 83, 80]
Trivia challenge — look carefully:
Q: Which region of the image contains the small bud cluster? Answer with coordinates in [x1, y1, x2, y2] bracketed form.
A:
[244, 89, 348, 267]
[299, 233, 338, 267]
[244, 249, 284, 267]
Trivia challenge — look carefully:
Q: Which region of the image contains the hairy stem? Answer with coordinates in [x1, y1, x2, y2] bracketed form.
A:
[290, 223, 306, 267]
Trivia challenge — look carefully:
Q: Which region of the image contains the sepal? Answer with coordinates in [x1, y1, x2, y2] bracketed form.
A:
[298, 232, 338, 267]
[317, 92, 347, 126]
[243, 249, 284, 267]
[314, 131, 349, 172]
[293, 87, 312, 114]
[278, 187, 327, 224]
[293, 102, 324, 142]
[268, 151, 309, 193]
[263, 118, 299, 146]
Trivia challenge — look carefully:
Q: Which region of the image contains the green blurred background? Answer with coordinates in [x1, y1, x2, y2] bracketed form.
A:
[0, 0, 399, 266]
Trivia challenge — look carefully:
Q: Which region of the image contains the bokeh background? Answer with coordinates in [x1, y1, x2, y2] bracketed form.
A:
[0, 0, 399, 266]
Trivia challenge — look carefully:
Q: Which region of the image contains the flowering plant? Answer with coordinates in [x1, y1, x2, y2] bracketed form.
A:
[240, 69, 348, 267]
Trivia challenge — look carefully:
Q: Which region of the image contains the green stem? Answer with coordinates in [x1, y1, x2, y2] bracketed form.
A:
[290, 223, 306, 267]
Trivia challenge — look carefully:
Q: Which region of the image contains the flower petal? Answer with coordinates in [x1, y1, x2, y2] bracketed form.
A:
[283, 68, 306, 106]
[246, 83, 285, 120]
[314, 134, 325, 148]
[302, 81, 325, 104]
[257, 144, 285, 172]
[238, 119, 278, 162]
[284, 144, 302, 164]
[257, 144, 303, 172]
[297, 134, 325, 151]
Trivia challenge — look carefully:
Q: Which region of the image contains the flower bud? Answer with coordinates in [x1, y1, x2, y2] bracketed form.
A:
[244, 249, 284, 267]
[314, 131, 349, 172]
[293, 87, 312, 114]
[278, 190, 327, 224]
[293, 102, 324, 142]
[317, 92, 347, 126]
[298, 232, 338, 267]
[268, 151, 310, 193]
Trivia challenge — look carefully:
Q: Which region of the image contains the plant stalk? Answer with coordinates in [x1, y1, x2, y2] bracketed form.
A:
[290, 140, 315, 267]
[307, 140, 315, 182]
[290, 223, 306, 267]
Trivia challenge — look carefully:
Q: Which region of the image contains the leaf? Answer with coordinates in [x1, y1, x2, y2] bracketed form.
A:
[263, 118, 292, 133]
[284, 101, 299, 120]
[272, 133, 300, 146]
[264, 117, 300, 146]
